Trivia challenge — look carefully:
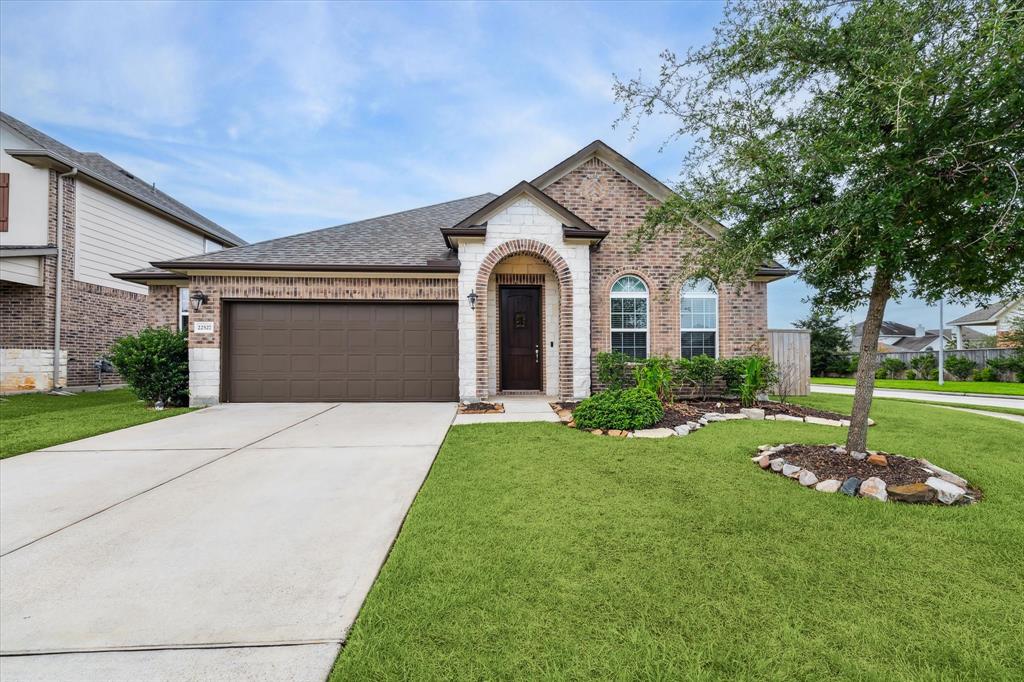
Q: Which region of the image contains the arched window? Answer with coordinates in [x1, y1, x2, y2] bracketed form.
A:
[611, 275, 648, 359]
[680, 279, 718, 358]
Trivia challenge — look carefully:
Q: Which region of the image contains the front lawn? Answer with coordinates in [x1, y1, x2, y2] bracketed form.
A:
[0, 389, 193, 458]
[332, 395, 1024, 680]
[812, 376, 1024, 396]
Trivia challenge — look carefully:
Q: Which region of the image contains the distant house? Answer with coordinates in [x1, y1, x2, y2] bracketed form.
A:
[0, 112, 245, 393]
[850, 320, 988, 353]
[949, 298, 1023, 349]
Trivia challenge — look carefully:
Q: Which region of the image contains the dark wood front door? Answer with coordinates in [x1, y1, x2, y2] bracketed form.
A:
[500, 286, 542, 391]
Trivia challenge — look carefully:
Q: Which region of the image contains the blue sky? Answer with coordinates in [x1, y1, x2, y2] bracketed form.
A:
[0, 0, 976, 329]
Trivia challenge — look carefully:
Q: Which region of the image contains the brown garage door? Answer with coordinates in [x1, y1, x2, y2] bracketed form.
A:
[224, 302, 458, 402]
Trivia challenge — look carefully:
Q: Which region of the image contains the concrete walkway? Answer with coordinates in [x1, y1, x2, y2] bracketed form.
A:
[0, 402, 455, 681]
[811, 383, 1024, 410]
[452, 396, 560, 425]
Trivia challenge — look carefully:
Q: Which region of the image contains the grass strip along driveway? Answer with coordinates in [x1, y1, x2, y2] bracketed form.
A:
[0, 389, 192, 458]
[332, 394, 1024, 680]
[811, 376, 1024, 396]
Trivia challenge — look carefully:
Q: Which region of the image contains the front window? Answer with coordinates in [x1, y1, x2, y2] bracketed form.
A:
[178, 287, 190, 332]
[611, 275, 648, 359]
[681, 279, 718, 358]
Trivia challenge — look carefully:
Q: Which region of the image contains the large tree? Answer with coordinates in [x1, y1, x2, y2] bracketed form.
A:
[615, 0, 1023, 452]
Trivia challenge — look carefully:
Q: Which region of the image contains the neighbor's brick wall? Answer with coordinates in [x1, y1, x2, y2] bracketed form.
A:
[0, 171, 149, 389]
[543, 157, 768, 384]
[148, 285, 180, 331]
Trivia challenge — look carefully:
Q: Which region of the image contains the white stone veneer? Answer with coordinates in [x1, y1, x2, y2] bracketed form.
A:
[188, 347, 220, 406]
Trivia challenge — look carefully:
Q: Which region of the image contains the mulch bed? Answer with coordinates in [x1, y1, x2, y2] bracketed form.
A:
[458, 402, 504, 415]
[652, 400, 847, 429]
[774, 444, 928, 487]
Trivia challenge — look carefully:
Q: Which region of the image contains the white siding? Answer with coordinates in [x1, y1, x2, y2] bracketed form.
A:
[997, 300, 1022, 334]
[75, 181, 205, 293]
[0, 124, 50, 246]
[0, 256, 43, 286]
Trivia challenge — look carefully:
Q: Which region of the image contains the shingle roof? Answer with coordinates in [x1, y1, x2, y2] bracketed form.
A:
[889, 335, 940, 351]
[853, 320, 917, 337]
[152, 193, 497, 272]
[1, 111, 245, 247]
[948, 299, 1016, 325]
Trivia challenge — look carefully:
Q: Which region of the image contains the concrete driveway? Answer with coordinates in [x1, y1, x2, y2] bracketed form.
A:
[0, 402, 455, 681]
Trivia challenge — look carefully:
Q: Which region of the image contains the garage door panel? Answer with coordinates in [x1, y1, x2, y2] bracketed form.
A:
[226, 302, 457, 402]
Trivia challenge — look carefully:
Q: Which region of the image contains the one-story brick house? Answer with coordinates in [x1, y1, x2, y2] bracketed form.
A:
[117, 141, 793, 405]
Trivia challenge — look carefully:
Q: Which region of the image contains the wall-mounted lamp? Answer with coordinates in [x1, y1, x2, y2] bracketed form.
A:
[467, 290, 478, 310]
[189, 291, 209, 313]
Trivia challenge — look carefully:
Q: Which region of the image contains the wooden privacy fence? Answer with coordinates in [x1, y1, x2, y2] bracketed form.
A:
[768, 329, 811, 396]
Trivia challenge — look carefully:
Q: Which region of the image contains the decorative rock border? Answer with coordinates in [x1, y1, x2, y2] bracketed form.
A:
[550, 403, 875, 438]
[753, 443, 979, 505]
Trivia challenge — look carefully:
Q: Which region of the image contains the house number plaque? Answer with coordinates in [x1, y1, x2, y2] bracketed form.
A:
[194, 321, 215, 334]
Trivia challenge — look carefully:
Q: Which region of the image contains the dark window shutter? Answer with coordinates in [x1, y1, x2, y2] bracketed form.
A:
[0, 172, 9, 232]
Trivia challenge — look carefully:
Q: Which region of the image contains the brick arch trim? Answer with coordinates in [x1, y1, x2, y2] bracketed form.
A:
[475, 239, 574, 399]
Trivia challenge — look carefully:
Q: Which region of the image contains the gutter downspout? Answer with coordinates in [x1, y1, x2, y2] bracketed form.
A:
[53, 167, 78, 391]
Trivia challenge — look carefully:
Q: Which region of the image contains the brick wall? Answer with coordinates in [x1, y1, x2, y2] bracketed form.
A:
[0, 171, 150, 390]
[542, 157, 768, 383]
[148, 285, 180, 330]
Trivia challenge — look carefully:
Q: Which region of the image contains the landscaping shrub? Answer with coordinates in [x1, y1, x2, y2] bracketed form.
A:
[679, 354, 718, 400]
[973, 366, 999, 382]
[108, 327, 189, 406]
[715, 357, 745, 394]
[739, 355, 778, 407]
[633, 356, 676, 402]
[876, 357, 907, 379]
[986, 357, 1017, 382]
[909, 352, 937, 380]
[846, 353, 860, 376]
[596, 351, 632, 390]
[572, 388, 664, 431]
[944, 355, 977, 380]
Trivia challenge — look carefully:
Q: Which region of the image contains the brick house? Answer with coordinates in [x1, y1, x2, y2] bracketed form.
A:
[117, 141, 793, 405]
[0, 112, 245, 392]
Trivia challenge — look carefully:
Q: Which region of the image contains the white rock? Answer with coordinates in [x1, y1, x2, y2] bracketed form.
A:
[851, 451, 867, 461]
[754, 454, 771, 468]
[633, 428, 676, 439]
[757, 444, 773, 452]
[805, 416, 843, 427]
[798, 470, 819, 486]
[919, 459, 969, 488]
[815, 479, 842, 493]
[770, 458, 785, 472]
[859, 477, 888, 501]
[765, 415, 777, 420]
[774, 414, 803, 422]
[839, 419, 851, 427]
[686, 421, 700, 430]
[674, 425, 691, 436]
[782, 463, 802, 478]
[704, 413, 725, 422]
[698, 417, 709, 425]
[740, 408, 765, 420]
[832, 446, 847, 455]
[925, 476, 966, 504]
[722, 413, 746, 420]
[868, 418, 876, 426]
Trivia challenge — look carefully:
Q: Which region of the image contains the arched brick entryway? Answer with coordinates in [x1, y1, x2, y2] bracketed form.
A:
[475, 239, 574, 399]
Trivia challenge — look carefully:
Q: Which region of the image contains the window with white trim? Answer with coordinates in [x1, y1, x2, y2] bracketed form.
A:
[611, 275, 648, 359]
[680, 279, 718, 358]
[178, 287, 190, 332]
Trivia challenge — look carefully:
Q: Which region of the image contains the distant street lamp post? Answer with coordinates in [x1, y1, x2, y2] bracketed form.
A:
[938, 299, 945, 386]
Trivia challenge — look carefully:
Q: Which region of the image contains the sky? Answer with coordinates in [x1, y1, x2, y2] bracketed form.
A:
[0, 0, 980, 330]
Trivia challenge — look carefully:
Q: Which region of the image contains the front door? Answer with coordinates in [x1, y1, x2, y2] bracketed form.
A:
[500, 286, 542, 391]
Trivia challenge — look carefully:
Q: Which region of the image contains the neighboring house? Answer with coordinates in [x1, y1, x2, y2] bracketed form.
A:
[0, 112, 245, 393]
[850, 320, 989, 352]
[117, 140, 793, 406]
[949, 299, 1023, 349]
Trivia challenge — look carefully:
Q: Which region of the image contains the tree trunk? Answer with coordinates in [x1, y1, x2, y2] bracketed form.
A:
[846, 272, 893, 453]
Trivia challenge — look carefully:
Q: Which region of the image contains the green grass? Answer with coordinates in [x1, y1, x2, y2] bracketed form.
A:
[0, 389, 193, 458]
[811, 376, 1024, 396]
[332, 395, 1024, 680]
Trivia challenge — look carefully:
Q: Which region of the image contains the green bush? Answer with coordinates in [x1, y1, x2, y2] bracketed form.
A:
[847, 354, 861, 376]
[987, 356, 1020, 382]
[633, 356, 676, 402]
[973, 366, 999, 382]
[944, 355, 976, 380]
[573, 388, 664, 431]
[909, 352, 937, 380]
[679, 354, 718, 400]
[716, 357, 745, 394]
[108, 327, 189, 406]
[739, 355, 778, 407]
[596, 351, 632, 390]
[876, 357, 907, 379]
